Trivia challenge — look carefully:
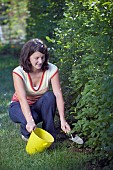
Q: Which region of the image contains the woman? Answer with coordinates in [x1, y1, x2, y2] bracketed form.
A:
[9, 38, 71, 142]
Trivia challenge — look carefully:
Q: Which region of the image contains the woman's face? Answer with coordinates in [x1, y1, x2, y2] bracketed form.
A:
[29, 51, 45, 71]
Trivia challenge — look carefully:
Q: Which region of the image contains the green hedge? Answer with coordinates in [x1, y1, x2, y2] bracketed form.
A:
[51, 0, 113, 155]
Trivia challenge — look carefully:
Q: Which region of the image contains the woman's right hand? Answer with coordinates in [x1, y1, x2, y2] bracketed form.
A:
[26, 120, 36, 133]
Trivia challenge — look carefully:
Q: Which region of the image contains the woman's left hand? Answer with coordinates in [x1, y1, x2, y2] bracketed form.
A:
[60, 118, 71, 133]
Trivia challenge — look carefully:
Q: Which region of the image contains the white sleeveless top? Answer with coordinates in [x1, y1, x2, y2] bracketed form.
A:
[11, 62, 58, 105]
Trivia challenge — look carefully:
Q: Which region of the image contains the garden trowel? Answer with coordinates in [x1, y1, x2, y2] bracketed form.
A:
[69, 134, 84, 144]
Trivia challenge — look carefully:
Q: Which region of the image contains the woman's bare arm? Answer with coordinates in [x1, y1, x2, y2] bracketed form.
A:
[51, 72, 71, 133]
[13, 73, 36, 132]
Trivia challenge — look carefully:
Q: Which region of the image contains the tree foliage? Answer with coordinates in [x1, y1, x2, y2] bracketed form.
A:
[0, 0, 28, 55]
[51, 0, 113, 154]
[26, 0, 65, 42]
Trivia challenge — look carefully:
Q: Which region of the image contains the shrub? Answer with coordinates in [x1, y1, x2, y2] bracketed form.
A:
[51, 0, 113, 155]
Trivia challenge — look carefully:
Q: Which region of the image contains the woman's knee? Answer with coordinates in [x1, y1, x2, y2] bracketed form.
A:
[9, 102, 27, 124]
[44, 91, 56, 104]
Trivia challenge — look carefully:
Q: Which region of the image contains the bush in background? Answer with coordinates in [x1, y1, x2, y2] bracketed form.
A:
[51, 0, 113, 157]
[0, 43, 22, 57]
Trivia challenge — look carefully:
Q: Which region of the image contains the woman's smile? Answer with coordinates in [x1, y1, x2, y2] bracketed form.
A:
[30, 51, 45, 71]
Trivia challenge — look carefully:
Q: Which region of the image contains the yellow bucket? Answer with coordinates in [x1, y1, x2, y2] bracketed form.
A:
[26, 128, 54, 154]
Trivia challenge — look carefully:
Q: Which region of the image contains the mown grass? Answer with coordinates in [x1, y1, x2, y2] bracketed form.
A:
[1, 115, 94, 170]
[0, 56, 112, 170]
[0, 56, 18, 115]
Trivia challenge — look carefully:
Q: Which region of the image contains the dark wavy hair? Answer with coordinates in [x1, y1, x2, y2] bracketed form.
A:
[19, 38, 49, 72]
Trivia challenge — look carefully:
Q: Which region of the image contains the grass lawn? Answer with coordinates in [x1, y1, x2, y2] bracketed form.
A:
[0, 56, 112, 170]
[1, 115, 93, 170]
